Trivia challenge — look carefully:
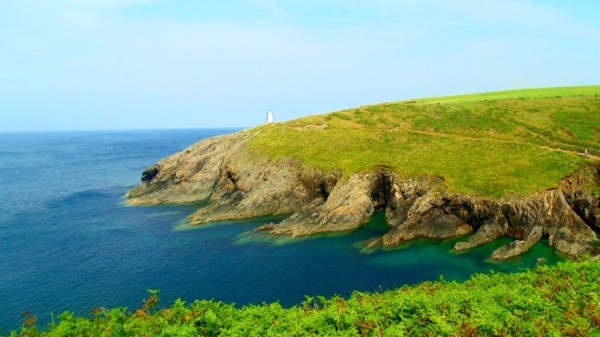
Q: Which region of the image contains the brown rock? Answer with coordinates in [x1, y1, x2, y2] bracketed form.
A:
[455, 213, 508, 251]
[491, 226, 543, 260]
[382, 191, 473, 247]
[267, 174, 378, 236]
[127, 130, 600, 260]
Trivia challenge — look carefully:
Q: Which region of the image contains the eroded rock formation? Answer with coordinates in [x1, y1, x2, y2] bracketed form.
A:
[127, 132, 600, 260]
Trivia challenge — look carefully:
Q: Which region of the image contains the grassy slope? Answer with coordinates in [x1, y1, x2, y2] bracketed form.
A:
[12, 260, 600, 336]
[248, 86, 600, 198]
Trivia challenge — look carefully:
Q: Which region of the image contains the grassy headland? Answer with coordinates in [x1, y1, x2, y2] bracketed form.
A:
[11, 259, 600, 336]
[8, 87, 600, 336]
[249, 86, 600, 198]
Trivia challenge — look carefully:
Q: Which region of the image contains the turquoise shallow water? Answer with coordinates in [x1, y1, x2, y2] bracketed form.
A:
[0, 129, 562, 332]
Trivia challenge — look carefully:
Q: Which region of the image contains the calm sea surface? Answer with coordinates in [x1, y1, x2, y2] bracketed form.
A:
[0, 129, 562, 331]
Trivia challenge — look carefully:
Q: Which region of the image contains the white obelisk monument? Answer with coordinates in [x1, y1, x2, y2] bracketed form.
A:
[267, 109, 274, 124]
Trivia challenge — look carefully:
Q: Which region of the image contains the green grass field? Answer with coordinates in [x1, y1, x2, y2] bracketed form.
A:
[248, 86, 600, 198]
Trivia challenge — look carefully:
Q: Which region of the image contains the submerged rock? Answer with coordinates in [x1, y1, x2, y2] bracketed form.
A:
[454, 213, 508, 251]
[491, 226, 543, 260]
[127, 132, 600, 260]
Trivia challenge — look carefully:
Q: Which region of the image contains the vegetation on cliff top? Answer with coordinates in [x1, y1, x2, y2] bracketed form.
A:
[248, 86, 600, 198]
[9, 259, 600, 336]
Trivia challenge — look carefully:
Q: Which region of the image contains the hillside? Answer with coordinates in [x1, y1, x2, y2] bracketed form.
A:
[127, 86, 600, 260]
[9, 259, 600, 336]
[249, 86, 600, 198]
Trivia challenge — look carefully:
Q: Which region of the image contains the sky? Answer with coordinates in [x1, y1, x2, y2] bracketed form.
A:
[1, 0, 599, 132]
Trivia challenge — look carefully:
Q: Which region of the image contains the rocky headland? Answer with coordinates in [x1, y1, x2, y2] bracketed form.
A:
[127, 129, 600, 260]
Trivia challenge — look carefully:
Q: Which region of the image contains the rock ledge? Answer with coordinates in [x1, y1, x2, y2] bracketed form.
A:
[127, 132, 600, 260]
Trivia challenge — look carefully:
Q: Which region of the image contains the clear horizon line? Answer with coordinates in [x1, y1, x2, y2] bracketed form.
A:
[0, 126, 250, 135]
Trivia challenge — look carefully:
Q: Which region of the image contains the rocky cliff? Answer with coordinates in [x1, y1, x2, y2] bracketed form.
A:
[127, 130, 600, 260]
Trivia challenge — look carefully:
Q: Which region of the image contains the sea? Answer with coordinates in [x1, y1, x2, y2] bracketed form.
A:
[0, 129, 562, 332]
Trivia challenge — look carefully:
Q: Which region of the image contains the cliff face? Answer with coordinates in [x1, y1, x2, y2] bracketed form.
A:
[127, 132, 319, 220]
[127, 132, 600, 260]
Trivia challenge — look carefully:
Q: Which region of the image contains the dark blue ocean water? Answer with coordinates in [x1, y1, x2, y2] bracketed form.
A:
[0, 129, 562, 332]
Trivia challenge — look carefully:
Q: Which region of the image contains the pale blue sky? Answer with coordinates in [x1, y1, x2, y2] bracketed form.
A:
[1, 0, 599, 132]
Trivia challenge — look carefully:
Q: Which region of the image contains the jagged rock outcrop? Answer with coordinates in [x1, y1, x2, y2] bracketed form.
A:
[186, 158, 316, 224]
[454, 213, 508, 251]
[127, 132, 332, 222]
[492, 226, 543, 260]
[261, 174, 379, 236]
[128, 133, 252, 205]
[127, 132, 600, 260]
[381, 187, 473, 246]
[447, 187, 599, 259]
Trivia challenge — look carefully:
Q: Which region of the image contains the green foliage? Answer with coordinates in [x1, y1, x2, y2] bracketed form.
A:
[248, 86, 600, 198]
[7, 260, 600, 336]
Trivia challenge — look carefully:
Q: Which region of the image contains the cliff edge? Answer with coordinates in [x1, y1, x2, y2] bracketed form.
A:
[127, 86, 600, 260]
